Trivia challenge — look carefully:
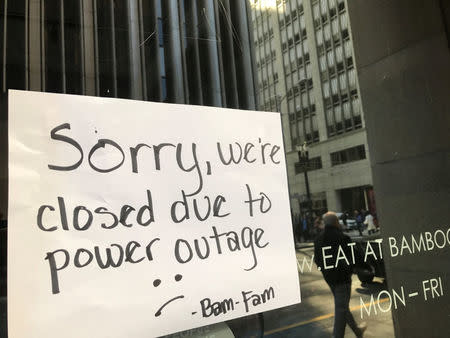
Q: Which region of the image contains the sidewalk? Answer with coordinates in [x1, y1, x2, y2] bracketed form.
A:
[295, 241, 314, 250]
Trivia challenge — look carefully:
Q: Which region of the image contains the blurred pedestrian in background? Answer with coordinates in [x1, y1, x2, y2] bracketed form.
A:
[302, 214, 309, 241]
[341, 211, 348, 228]
[354, 210, 363, 236]
[364, 212, 376, 235]
[314, 212, 367, 338]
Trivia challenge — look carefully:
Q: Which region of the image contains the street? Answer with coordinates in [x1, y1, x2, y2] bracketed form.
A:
[261, 245, 394, 337]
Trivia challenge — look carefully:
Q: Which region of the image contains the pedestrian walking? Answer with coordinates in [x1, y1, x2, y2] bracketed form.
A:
[314, 212, 367, 338]
[302, 215, 309, 241]
[314, 215, 323, 230]
[341, 211, 348, 228]
[354, 210, 363, 236]
[364, 212, 376, 235]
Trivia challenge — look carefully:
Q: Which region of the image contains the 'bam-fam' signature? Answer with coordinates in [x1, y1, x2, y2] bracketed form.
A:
[193, 286, 275, 318]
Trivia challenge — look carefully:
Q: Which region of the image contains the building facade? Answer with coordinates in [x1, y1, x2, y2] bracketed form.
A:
[250, 0, 374, 216]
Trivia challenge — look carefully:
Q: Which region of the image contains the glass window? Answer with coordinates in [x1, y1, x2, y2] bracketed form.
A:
[340, 11, 349, 29]
[315, 26, 322, 41]
[334, 104, 342, 122]
[343, 99, 351, 119]
[336, 44, 343, 61]
[324, 23, 331, 41]
[323, 82, 330, 97]
[348, 68, 356, 87]
[320, 0, 328, 15]
[331, 76, 338, 94]
[2, 2, 446, 338]
[339, 72, 347, 89]
[313, 3, 320, 20]
[319, 55, 327, 71]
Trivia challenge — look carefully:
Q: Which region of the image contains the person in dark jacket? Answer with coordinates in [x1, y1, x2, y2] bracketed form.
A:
[354, 210, 364, 236]
[314, 212, 367, 338]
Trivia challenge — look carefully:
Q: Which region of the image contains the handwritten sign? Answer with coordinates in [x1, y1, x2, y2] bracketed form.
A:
[8, 90, 300, 338]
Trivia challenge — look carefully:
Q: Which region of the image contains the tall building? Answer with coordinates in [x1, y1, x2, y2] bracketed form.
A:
[250, 0, 375, 216]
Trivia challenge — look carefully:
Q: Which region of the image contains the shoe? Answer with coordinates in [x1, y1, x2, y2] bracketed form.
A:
[357, 322, 368, 337]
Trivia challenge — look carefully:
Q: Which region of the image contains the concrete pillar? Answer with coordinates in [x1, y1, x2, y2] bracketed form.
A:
[162, 0, 185, 103]
[348, 1, 450, 337]
[127, 0, 144, 100]
[28, 0, 42, 91]
[81, 0, 96, 96]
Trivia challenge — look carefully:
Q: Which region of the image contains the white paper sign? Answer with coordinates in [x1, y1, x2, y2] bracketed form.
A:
[8, 90, 300, 338]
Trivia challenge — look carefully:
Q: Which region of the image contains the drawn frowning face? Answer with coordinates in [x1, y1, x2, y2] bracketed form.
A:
[154, 274, 184, 317]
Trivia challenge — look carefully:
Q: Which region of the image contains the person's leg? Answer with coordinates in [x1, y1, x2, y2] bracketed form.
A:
[343, 283, 366, 337]
[343, 283, 359, 333]
[331, 284, 348, 338]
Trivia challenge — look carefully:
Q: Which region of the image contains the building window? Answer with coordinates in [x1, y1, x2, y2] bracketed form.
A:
[314, 18, 321, 28]
[341, 28, 349, 40]
[313, 130, 320, 142]
[292, 10, 298, 21]
[295, 156, 323, 174]
[344, 118, 353, 130]
[354, 115, 362, 128]
[330, 7, 337, 18]
[330, 145, 366, 166]
[346, 56, 353, 68]
[332, 93, 339, 104]
[301, 28, 307, 38]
